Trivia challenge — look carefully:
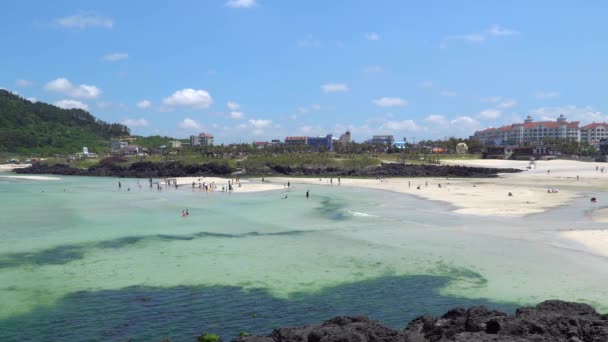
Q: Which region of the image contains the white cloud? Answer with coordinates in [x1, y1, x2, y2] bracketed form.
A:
[451, 116, 480, 128]
[365, 32, 380, 41]
[441, 25, 518, 47]
[179, 118, 202, 130]
[27, 97, 38, 103]
[136, 100, 151, 109]
[440, 90, 457, 97]
[248, 119, 272, 128]
[481, 96, 516, 108]
[477, 109, 502, 119]
[163, 89, 213, 109]
[535, 91, 560, 99]
[380, 120, 420, 131]
[224, 101, 244, 119]
[298, 35, 321, 48]
[311, 104, 321, 110]
[55, 99, 89, 110]
[97, 101, 112, 108]
[229, 111, 244, 119]
[102, 53, 128, 62]
[321, 83, 349, 93]
[497, 99, 517, 109]
[481, 96, 502, 103]
[45, 78, 101, 99]
[530, 106, 607, 123]
[122, 118, 149, 128]
[419, 81, 433, 88]
[225, 0, 257, 8]
[488, 24, 518, 36]
[364, 65, 384, 73]
[227, 101, 240, 111]
[300, 125, 314, 134]
[54, 12, 113, 29]
[424, 114, 449, 126]
[373, 97, 408, 107]
[15, 79, 33, 88]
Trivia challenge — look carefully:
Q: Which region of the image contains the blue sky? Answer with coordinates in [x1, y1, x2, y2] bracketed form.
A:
[2, 0, 607, 143]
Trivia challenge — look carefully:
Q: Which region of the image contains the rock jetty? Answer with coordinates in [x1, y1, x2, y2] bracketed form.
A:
[16, 161, 521, 178]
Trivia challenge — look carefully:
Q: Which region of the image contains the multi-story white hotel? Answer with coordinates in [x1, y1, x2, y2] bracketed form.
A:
[474, 115, 584, 146]
[190, 132, 214, 146]
[580, 122, 608, 147]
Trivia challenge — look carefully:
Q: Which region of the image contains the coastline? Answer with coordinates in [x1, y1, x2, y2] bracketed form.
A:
[7, 159, 608, 259]
[265, 159, 608, 260]
[0, 174, 61, 181]
[0, 164, 30, 172]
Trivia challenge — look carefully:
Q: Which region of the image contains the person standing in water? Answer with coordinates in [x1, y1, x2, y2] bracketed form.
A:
[118, 181, 121, 190]
[306, 190, 309, 198]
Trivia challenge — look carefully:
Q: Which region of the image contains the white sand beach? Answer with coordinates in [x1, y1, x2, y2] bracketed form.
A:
[171, 176, 284, 193]
[267, 158, 608, 217]
[0, 164, 30, 172]
[561, 230, 608, 258]
[0, 174, 61, 181]
[590, 208, 608, 223]
[266, 159, 608, 258]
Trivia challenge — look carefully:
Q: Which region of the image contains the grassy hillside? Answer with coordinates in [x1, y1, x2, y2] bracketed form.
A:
[0, 90, 129, 155]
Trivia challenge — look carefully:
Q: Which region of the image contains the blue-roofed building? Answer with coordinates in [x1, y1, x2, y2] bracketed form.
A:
[307, 134, 333, 151]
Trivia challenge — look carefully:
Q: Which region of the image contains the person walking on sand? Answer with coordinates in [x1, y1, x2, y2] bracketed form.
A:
[288, 181, 291, 188]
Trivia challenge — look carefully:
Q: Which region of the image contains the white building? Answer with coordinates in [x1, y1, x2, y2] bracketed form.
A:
[581, 123, 608, 147]
[474, 115, 580, 146]
[190, 133, 214, 146]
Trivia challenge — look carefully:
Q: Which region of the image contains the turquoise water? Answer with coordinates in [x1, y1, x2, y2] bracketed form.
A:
[1, 174, 607, 341]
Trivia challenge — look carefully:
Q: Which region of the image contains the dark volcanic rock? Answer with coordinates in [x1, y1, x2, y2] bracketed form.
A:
[15, 161, 234, 178]
[230, 301, 608, 342]
[343, 163, 521, 178]
[16, 160, 520, 178]
[249, 162, 521, 178]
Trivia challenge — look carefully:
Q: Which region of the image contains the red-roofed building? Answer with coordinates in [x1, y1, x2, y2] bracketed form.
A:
[474, 115, 580, 146]
[581, 122, 608, 147]
[285, 136, 307, 146]
[190, 132, 214, 146]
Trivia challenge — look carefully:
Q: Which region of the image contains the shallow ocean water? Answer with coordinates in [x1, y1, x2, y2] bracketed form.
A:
[0, 174, 607, 341]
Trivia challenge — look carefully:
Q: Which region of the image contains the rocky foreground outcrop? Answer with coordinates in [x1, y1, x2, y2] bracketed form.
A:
[220, 301, 607, 342]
